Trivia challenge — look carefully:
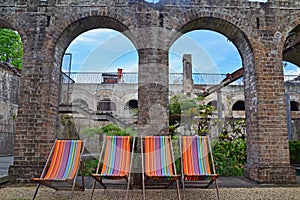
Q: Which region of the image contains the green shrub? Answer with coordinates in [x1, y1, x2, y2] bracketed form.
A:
[79, 158, 99, 176]
[289, 140, 300, 164]
[212, 138, 246, 176]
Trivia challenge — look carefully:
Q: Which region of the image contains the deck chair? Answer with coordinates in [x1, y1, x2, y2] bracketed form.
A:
[90, 135, 135, 200]
[141, 136, 181, 200]
[180, 136, 219, 200]
[31, 139, 85, 200]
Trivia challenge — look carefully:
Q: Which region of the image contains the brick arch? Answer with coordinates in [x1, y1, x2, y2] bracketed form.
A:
[171, 16, 252, 64]
[166, 15, 258, 103]
[0, 17, 27, 43]
[168, 15, 256, 124]
[0, 17, 27, 70]
[53, 16, 137, 72]
[282, 18, 300, 66]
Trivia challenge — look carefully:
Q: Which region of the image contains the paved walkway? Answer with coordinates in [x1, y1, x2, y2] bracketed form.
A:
[0, 176, 299, 200]
[1, 156, 300, 199]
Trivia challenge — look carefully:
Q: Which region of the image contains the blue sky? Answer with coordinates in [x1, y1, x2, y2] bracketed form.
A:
[63, 28, 299, 76]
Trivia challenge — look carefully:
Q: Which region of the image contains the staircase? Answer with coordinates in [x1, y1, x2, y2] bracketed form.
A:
[59, 103, 135, 129]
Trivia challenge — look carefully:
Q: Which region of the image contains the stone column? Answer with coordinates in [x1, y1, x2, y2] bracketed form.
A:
[243, 45, 296, 183]
[138, 48, 169, 136]
[182, 54, 193, 97]
[9, 13, 59, 182]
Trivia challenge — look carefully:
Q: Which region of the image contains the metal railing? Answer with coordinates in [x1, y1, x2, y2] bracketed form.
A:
[62, 72, 297, 85]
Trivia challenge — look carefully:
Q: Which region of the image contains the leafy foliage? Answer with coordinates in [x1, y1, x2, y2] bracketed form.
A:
[212, 119, 247, 176]
[169, 95, 215, 136]
[79, 158, 99, 176]
[0, 28, 23, 69]
[219, 119, 246, 141]
[289, 140, 300, 164]
[213, 138, 246, 176]
[195, 104, 215, 136]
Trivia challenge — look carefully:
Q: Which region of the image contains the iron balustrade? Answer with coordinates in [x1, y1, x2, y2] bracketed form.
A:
[61, 72, 297, 85]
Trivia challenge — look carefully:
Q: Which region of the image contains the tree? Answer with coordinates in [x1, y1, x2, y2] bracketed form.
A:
[0, 28, 23, 69]
[169, 94, 215, 136]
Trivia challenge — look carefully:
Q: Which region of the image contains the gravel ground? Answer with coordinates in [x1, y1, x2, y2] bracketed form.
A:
[0, 186, 300, 200]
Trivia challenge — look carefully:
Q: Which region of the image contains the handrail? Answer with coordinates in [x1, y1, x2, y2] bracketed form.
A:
[61, 72, 298, 85]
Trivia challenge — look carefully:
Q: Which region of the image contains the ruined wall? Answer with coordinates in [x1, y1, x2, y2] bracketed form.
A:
[0, 63, 20, 156]
[0, 0, 297, 183]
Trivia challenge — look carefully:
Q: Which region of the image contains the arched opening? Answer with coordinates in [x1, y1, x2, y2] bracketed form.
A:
[283, 25, 300, 141]
[283, 25, 300, 68]
[0, 26, 23, 158]
[169, 19, 247, 138]
[55, 16, 138, 141]
[232, 100, 245, 111]
[125, 99, 138, 110]
[169, 16, 253, 176]
[290, 101, 299, 111]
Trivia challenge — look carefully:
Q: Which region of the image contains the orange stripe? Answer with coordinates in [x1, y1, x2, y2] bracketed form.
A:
[183, 137, 194, 175]
[166, 137, 173, 175]
[54, 141, 65, 179]
[120, 137, 129, 176]
[119, 137, 124, 175]
[54, 141, 66, 179]
[44, 141, 64, 179]
[101, 137, 110, 174]
[124, 137, 130, 175]
[145, 137, 149, 175]
[203, 137, 211, 174]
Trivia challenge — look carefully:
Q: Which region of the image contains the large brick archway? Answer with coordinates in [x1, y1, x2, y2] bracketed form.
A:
[2, 0, 297, 183]
[170, 16, 295, 183]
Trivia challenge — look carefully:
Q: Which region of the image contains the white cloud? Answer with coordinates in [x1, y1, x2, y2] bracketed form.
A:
[69, 29, 120, 45]
[169, 34, 219, 74]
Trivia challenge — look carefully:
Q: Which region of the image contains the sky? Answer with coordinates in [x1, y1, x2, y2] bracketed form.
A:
[62, 28, 300, 76]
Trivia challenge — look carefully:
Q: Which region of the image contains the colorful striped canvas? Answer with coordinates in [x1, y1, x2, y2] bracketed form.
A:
[182, 136, 218, 181]
[36, 140, 83, 180]
[99, 136, 131, 178]
[144, 136, 178, 180]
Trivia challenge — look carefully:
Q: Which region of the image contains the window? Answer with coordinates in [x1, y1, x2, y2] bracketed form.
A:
[97, 99, 116, 111]
[232, 100, 245, 111]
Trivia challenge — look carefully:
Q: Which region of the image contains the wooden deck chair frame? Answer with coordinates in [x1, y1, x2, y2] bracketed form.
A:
[141, 136, 181, 200]
[179, 135, 219, 200]
[90, 135, 135, 200]
[31, 139, 85, 200]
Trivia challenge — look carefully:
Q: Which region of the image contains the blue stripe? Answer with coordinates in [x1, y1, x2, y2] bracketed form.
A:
[62, 141, 75, 178]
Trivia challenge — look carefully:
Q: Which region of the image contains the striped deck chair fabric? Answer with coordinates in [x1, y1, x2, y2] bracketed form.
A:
[32, 140, 85, 200]
[91, 136, 135, 200]
[142, 136, 181, 200]
[93, 136, 131, 179]
[181, 136, 219, 200]
[144, 136, 178, 180]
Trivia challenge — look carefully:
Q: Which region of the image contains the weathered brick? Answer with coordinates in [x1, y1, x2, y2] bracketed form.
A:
[0, 0, 296, 183]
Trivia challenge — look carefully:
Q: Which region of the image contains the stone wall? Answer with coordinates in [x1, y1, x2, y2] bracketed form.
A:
[0, 63, 20, 156]
[0, 0, 297, 183]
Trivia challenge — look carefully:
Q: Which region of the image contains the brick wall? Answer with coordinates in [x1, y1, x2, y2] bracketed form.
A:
[0, 0, 296, 183]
